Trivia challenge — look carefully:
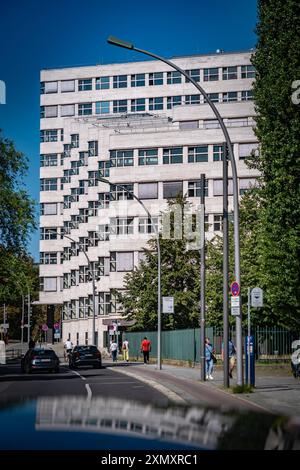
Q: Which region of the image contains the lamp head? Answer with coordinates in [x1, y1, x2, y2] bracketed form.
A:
[107, 36, 134, 50]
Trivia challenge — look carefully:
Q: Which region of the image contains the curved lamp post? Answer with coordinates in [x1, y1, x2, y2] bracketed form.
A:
[107, 36, 243, 385]
[47, 230, 97, 346]
[97, 176, 162, 369]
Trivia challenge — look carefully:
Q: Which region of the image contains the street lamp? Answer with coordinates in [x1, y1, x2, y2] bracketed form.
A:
[107, 36, 243, 385]
[97, 176, 162, 370]
[47, 230, 97, 346]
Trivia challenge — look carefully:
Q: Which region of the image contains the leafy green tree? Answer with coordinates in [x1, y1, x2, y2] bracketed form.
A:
[251, 0, 300, 328]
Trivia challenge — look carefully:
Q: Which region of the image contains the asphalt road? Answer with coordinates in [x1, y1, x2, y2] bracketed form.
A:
[0, 361, 169, 406]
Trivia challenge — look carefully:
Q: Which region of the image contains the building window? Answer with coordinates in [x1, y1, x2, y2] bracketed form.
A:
[40, 130, 58, 142]
[188, 180, 208, 197]
[113, 75, 127, 88]
[96, 101, 110, 114]
[241, 65, 255, 79]
[42, 81, 58, 94]
[40, 228, 57, 240]
[60, 104, 75, 117]
[222, 92, 238, 103]
[71, 134, 79, 148]
[138, 182, 158, 199]
[163, 147, 183, 164]
[149, 97, 164, 110]
[138, 148, 158, 165]
[167, 96, 182, 109]
[110, 149, 133, 167]
[239, 178, 256, 195]
[78, 103, 92, 115]
[188, 146, 208, 163]
[40, 203, 57, 216]
[61, 80, 75, 92]
[110, 183, 134, 201]
[96, 76, 110, 89]
[79, 297, 92, 318]
[110, 217, 134, 235]
[40, 154, 58, 167]
[110, 252, 134, 272]
[88, 141, 98, 157]
[167, 71, 181, 84]
[185, 95, 201, 105]
[241, 90, 253, 101]
[213, 145, 223, 162]
[149, 72, 163, 86]
[131, 98, 145, 112]
[213, 214, 223, 231]
[78, 79, 92, 91]
[40, 252, 58, 265]
[204, 93, 219, 103]
[203, 119, 220, 129]
[113, 100, 127, 113]
[204, 68, 219, 81]
[41, 105, 58, 118]
[239, 142, 259, 159]
[131, 74, 145, 87]
[222, 66, 238, 80]
[98, 224, 110, 241]
[185, 69, 200, 82]
[213, 179, 233, 196]
[88, 171, 99, 187]
[98, 257, 110, 276]
[139, 217, 158, 234]
[98, 193, 110, 209]
[41, 277, 57, 292]
[99, 160, 110, 177]
[179, 121, 199, 130]
[40, 178, 57, 191]
[163, 181, 183, 198]
[79, 266, 92, 284]
[98, 293, 111, 316]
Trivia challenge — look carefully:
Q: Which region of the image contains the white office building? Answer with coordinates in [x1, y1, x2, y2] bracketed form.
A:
[39, 50, 258, 349]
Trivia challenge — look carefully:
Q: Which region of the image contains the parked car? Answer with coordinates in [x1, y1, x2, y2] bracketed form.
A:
[69, 345, 102, 369]
[21, 347, 60, 374]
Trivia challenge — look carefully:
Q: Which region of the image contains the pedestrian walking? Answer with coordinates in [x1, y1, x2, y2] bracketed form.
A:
[122, 338, 129, 362]
[205, 337, 215, 380]
[221, 338, 236, 378]
[140, 336, 151, 364]
[110, 339, 118, 362]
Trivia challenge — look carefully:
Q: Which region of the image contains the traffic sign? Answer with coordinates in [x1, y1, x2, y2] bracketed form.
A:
[41, 324, 48, 332]
[162, 297, 174, 314]
[54, 322, 60, 329]
[231, 296, 240, 316]
[0, 323, 9, 329]
[251, 287, 263, 308]
[231, 281, 240, 297]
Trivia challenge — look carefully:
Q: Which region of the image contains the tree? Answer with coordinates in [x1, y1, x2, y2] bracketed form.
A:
[251, 0, 300, 328]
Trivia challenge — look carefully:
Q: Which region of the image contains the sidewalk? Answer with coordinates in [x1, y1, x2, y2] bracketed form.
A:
[109, 361, 300, 417]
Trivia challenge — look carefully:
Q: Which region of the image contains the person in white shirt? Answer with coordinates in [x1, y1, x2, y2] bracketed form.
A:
[110, 340, 118, 362]
[64, 339, 73, 353]
[122, 339, 129, 362]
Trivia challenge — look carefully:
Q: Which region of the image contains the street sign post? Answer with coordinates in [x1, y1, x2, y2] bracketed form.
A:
[162, 297, 174, 314]
[230, 282, 240, 297]
[251, 287, 263, 308]
[231, 296, 240, 316]
[41, 324, 48, 332]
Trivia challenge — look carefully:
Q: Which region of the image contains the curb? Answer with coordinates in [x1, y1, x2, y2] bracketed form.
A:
[107, 366, 187, 404]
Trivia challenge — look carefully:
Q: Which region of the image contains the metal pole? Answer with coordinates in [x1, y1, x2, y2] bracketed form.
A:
[91, 263, 96, 345]
[107, 37, 243, 385]
[247, 287, 251, 385]
[21, 294, 24, 345]
[223, 144, 229, 387]
[27, 289, 30, 343]
[200, 174, 206, 381]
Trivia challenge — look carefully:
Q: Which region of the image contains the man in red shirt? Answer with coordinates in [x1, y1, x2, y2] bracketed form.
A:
[141, 337, 151, 364]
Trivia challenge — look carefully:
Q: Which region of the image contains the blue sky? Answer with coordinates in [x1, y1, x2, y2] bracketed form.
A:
[0, 0, 257, 260]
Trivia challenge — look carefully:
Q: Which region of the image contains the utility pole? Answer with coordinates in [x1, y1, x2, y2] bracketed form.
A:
[200, 174, 206, 381]
[27, 290, 31, 343]
[223, 143, 229, 387]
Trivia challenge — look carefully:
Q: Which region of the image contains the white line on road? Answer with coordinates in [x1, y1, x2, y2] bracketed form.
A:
[85, 383, 92, 400]
[71, 370, 86, 380]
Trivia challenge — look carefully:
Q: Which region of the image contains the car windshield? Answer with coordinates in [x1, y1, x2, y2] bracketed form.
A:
[33, 349, 56, 357]
[75, 346, 98, 353]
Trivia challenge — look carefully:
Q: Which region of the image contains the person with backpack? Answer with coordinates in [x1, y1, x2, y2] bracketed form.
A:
[222, 339, 236, 379]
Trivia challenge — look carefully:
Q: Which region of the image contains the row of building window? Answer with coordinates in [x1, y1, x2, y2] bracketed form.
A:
[40, 90, 253, 118]
[40, 65, 255, 95]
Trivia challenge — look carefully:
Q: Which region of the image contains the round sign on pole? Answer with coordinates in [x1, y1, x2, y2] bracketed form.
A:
[231, 281, 240, 297]
[41, 324, 48, 332]
[54, 322, 60, 330]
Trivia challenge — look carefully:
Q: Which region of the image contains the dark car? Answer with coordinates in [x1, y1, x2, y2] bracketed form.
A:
[69, 345, 102, 369]
[21, 347, 60, 374]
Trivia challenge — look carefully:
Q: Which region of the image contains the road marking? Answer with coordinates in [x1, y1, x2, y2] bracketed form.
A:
[85, 383, 92, 400]
[71, 370, 86, 381]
